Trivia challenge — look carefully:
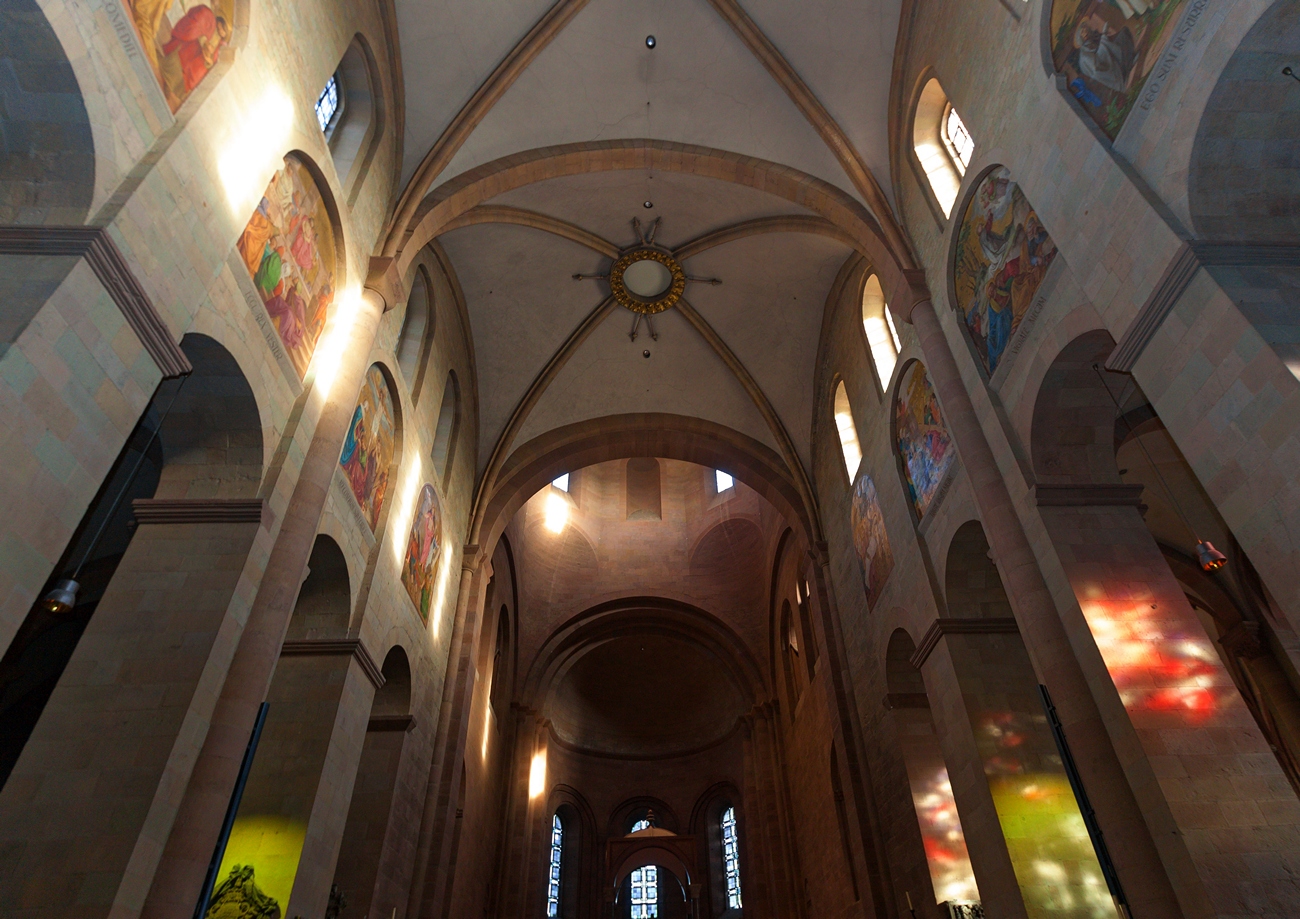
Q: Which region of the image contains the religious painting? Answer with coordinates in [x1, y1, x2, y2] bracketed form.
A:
[237, 157, 336, 379]
[953, 168, 1058, 377]
[339, 364, 396, 531]
[1050, 0, 1193, 139]
[126, 0, 234, 112]
[402, 483, 442, 622]
[895, 361, 955, 519]
[850, 473, 893, 609]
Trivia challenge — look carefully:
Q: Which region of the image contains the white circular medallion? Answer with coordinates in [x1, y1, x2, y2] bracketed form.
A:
[621, 258, 673, 298]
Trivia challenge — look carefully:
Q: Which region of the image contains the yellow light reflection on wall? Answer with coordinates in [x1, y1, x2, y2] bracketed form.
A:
[218, 86, 294, 216]
[543, 490, 569, 533]
[528, 750, 547, 798]
[310, 288, 362, 400]
[209, 815, 307, 916]
[391, 459, 423, 565]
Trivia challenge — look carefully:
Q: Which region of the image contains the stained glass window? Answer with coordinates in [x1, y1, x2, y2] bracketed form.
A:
[715, 470, 734, 492]
[315, 74, 340, 133]
[547, 814, 563, 917]
[723, 806, 743, 909]
[630, 865, 658, 918]
[942, 104, 974, 175]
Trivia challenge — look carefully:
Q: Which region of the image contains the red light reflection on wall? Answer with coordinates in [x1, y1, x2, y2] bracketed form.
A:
[1079, 597, 1226, 724]
[912, 766, 979, 903]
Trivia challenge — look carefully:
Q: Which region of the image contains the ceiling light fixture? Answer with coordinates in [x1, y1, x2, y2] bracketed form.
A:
[645, 35, 656, 49]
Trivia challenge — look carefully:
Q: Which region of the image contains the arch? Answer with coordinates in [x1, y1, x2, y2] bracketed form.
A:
[1029, 329, 1122, 484]
[609, 797, 681, 837]
[951, 165, 1059, 378]
[397, 266, 433, 390]
[285, 534, 352, 640]
[432, 370, 461, 487]
[893, 360, 955, 520]
[390, 141, 913, 313]
[325, 34, 384, 205]
[489, 603, 512, 714]
[0, 0, 94, 225]
[779, 599, 802, 712]
[861, 273, 900, 391]
[547, 786, 598, 919]
[1189, 0, 1300, 243]
[689, 519, 765, 575]
[625, 458, 662, 521]
[477, 413, 815, 554]
[833, 380, 863, 483]
[944, 521, 1013, 620]
[235, 153, 342, 379]
[911, 77, 968, 218]
[374, 645, 411, 715]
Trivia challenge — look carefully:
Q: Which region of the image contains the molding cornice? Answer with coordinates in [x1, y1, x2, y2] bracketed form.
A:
[910, 617, 1019, 668]
[280, 638, 386, 689]
[368, 714, 416, 732]
[674, 214, 856, 262]
[0, 226, 191, 378]
[132, 498, 266, 525]
[703, 0, 913, 268]
[384, 0, 592, 256]
[1033, 484, 1146, 507]
[440, 205, 620, 258]
[1107, 242, 1300, 374]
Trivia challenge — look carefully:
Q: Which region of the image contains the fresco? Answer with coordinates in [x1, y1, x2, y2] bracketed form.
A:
[127, 0, 234, 112]
[402, 484, 442, 622]
[954, 167, 1058, 376]
[237, 157, 336, 378]
[895, 362, 955, 519]
[339, 365, 396, 531]
[850, 473, 893, 609]
[1051, 0, 1193, 139]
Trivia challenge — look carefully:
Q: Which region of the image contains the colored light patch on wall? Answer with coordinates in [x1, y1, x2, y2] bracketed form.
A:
[987, 775, 1117, 919]
[205, 815, 307, 917]
[1079, 597, 1228, 722]
[911, 765, 979, 904]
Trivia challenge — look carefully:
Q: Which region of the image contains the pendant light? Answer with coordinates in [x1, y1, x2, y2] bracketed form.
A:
[39, 375, 187, 613]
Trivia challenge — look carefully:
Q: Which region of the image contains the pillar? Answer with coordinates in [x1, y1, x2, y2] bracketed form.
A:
[142, 265, 398, 919]
[903, 297, 1186, 919]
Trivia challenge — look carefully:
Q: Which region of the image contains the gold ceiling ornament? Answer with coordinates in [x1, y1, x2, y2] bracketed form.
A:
[609, 247, 687, 315]
[571, 218, 722, 341]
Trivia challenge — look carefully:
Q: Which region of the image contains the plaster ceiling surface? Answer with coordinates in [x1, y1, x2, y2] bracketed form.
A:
[742, 0, 902, 205]
[394, 0, 555, 186]
[436, 223, 611, 472]
[435, 0, 862, 203]
[548, 633, 748, 757]
[681, 231, 852, 470]
[511, 306, 779, 458]
[489, 170, 813, 251]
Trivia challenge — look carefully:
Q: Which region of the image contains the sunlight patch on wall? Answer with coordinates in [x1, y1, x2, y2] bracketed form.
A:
[219, 86, 294, 216]
[911, 766, 979, 903]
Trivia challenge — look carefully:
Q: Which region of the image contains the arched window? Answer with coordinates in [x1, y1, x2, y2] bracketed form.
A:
[431, 371, 460, 486]
[630, 866, 658, 918]
[547, 814, 563, 917]
[833, 382, 863, 482]
[913, 78, 973, 218]
[322, 36, 383, 202]
[715, 470, 734, 493]
[861, 274, 900, 388]
[722, 806, 743, 909]
[397, 267, 431, 389]
[490, 605, 509, 714]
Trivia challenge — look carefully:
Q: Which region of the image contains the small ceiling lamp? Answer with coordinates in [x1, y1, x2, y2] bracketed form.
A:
[41, 578, 80, 615]
[1195, 540, 1227, 572]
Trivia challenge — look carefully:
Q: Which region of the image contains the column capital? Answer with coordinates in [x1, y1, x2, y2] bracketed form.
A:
[364, 255, 406, 312]
[888, 268, 933, 325]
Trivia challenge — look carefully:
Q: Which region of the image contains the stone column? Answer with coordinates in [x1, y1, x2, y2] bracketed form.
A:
[142, 263, 399, 919]
[0, 500, 264, 918]
[903, 298, 1186, 919]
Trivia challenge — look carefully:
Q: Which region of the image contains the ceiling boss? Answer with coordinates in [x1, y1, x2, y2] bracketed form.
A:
[574, 217, 719, 341]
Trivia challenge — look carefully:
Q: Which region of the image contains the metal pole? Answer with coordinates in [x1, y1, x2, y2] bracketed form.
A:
[1038, 684, 1131, 919]
[192, 701, 270, 919]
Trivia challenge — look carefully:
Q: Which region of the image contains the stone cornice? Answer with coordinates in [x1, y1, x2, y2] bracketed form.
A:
[280, 638, 385, 689]
[911, 617, 1019, 668]
[0, 226, 191, 378]
[132, 498, 267, 525]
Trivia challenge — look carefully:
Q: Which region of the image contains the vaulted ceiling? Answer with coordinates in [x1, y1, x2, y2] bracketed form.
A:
[390, 0, 907, 505]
